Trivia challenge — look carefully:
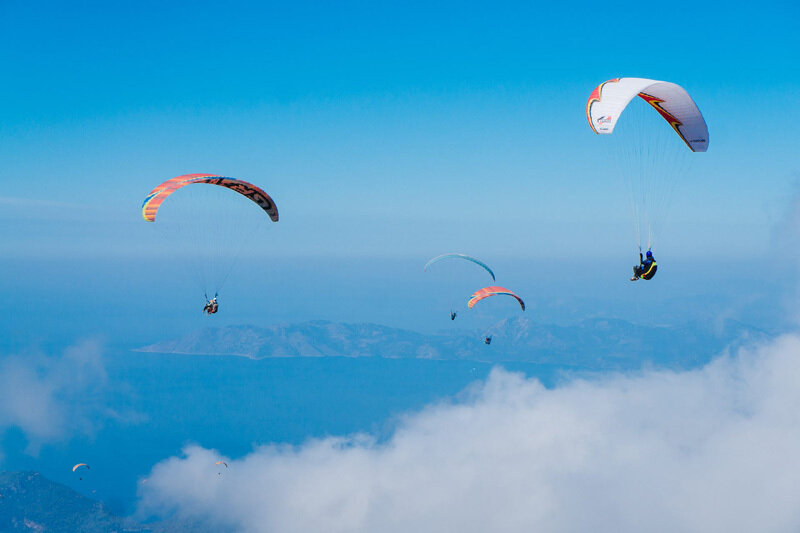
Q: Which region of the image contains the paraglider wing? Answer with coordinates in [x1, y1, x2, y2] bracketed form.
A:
[216, 461, 228, 468]
[72, 463, 89, 472]
[586, 77, 708, 152]
[142, 174, 279, 222]
[423, 253, 496, 281]
[467, 286, 525, 311]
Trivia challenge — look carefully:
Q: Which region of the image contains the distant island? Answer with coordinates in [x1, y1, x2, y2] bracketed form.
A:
[136, 318, 768, 371]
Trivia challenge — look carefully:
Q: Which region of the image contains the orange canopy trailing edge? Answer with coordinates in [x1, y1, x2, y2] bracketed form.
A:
[467, 286, 525, 311]
[141, 174, 279, 223]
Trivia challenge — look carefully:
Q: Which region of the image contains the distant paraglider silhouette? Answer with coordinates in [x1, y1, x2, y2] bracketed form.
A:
[72, 463, 89, 481]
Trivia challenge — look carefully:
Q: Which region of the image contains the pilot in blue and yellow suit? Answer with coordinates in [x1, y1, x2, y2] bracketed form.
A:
[631, 250, 657, 281]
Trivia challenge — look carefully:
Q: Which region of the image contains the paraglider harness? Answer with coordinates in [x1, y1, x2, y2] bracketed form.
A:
[450, 311, 457, 321]
[203, 294, 219, 315]
[484, 336, 492, 345]
[632, 250, 657, 281]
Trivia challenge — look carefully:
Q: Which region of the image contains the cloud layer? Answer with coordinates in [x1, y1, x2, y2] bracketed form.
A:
[139, 335, 800, 532]
[0, 339, 111, 454]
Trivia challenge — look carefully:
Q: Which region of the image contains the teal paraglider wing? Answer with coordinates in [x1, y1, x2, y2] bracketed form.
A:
[423, 253, 495, 281]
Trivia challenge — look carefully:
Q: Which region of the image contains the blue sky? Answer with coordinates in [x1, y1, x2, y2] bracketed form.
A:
[2, 0, 798, 264]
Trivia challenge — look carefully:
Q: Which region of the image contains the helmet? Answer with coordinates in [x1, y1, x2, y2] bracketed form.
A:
[646, 250, 653, 258]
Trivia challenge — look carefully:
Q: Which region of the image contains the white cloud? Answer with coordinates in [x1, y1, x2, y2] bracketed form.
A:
[0, 339, 112, 454]
[138, 335, 800, 533]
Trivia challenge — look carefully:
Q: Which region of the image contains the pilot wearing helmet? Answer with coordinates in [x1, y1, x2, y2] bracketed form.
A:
[631, 250, 657, 281]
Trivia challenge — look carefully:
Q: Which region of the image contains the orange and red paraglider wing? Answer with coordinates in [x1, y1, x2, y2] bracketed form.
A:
[142, 174, 279, 222]
[467, 286, 525, 311]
